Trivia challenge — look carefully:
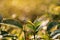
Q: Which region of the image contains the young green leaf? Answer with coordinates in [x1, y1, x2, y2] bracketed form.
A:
[34, 21, 41, 27]
[27, 24, 35, 31]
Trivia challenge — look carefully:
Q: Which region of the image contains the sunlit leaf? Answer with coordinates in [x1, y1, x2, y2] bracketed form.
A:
[27, 20, 34, 26]
[27, 24, 35, 31]
[34, 21, 41, 27]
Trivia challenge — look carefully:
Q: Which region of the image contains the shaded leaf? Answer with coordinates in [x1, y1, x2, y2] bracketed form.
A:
[57, 25, 60, 29]
[1, 31, 8, 35]
[50, 29, 60, 38]
[0, 15, 3, 22]
[3, 19, 22, 28]
[47, 22, 58, 31]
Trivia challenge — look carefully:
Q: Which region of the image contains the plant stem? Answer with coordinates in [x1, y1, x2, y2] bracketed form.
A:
[24, 31, 26, 40]
[34, 33, 36, 40]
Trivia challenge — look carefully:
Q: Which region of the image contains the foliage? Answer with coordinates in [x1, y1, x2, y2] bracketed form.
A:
[47, 21, 58, 32]
[26, 20, 42, 40]
[27, 20, 41, 33]
[3, 19, 22, 28]
[0, 0, 59, 40]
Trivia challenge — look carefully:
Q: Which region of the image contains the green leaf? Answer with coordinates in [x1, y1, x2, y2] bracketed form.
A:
[1, 31, 8, 35]
[57, 24, 60, 29]
[27, 24, 35, 31]
[3, 19, 22, 28]
[34, 21, 41, 32]
[34, 21, 41, 27]
[47, 22, 58, 31]
[21, 37, 24, 40]
[27, 20, 35, 26]
[50, 29, 60, 37]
